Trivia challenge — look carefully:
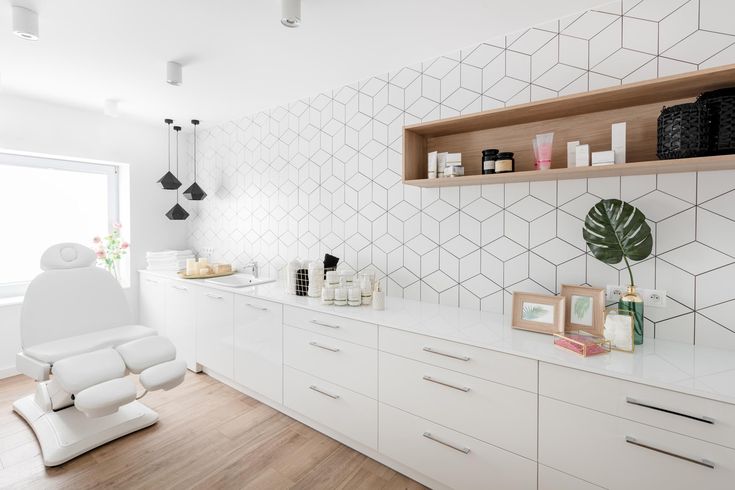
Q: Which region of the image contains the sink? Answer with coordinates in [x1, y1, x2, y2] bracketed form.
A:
[204, 273, 275, 288]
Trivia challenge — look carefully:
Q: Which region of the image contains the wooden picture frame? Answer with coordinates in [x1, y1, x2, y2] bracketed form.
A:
[560, 285, 605, 336]
[512, 292, 565, 335]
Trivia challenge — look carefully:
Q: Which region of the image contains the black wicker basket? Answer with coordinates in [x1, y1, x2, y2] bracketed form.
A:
[657, 103, 711, 159]
[698, 88, 735, 155]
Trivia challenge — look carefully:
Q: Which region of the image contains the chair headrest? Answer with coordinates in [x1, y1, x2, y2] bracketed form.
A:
[40, 243, 96, 270]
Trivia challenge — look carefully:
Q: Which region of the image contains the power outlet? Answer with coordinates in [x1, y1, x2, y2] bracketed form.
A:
[200, 246, 214, 258]
[606, 285, 667, 307]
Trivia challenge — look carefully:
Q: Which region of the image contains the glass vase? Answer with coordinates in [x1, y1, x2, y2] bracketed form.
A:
[619, 285, 644, 345]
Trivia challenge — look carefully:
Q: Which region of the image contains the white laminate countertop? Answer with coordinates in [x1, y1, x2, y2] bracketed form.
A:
[141, 270, 735, 405]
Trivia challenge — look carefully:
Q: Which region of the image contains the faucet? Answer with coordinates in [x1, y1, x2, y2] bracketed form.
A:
[242, 261, 259, 278]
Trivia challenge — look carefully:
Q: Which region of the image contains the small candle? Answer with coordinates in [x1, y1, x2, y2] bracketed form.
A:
[186, 258, 198, 276]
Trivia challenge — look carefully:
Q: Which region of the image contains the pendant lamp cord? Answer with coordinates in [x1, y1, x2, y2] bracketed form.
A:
[175, 128, 179, 203]
[167, 121, 172, 172]
[193, 123, 197, 181]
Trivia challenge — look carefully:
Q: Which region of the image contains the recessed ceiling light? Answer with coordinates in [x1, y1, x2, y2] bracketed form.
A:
[166, 61, 182, 86]
[281, 0, 301, 28]
[12, 5, 39, 41]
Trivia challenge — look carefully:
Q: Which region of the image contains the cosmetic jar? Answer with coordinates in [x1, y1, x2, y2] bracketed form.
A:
[482, 149, 498, 174]
[334, 287, 347, 306]
[495, 152, 515, 173]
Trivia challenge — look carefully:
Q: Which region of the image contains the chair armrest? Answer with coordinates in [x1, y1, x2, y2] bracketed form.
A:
[16, 352, 51, 381]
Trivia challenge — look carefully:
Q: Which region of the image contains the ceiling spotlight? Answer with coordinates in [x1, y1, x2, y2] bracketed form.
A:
[166, 61, 182, 86]
[104, 99, 119, 118]
[281, 0, 301, 28]
[12, 5, 39, 41]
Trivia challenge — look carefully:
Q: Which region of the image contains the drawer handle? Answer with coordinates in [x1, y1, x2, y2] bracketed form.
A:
[145, 278, 159, 284]
[423, 432, 470, 454]
[422, 375, 470, 392]
[626, 397, 715, 425]
[625, 436, 715, 469]
[205, 293, 224, 300]
[423, 346, 470, 361]
[309, 385, 340, 399]
[172, 285, 188, 291]
[310, 319, 340, 329]
[245, 303, 268, 311]
[309, 341, 340, 353]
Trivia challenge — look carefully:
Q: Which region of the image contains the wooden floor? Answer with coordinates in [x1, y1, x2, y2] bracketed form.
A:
[0, 373, 425, 489]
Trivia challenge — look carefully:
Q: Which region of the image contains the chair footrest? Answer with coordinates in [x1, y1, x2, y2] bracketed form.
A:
[75, 378, 137, 418]
[139, 360, 186, 392]
[116, 336, 176, 374]
[52, 348, 126, 394]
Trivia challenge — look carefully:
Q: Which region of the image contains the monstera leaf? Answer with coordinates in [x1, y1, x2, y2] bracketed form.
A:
[583, 199, 652, 285]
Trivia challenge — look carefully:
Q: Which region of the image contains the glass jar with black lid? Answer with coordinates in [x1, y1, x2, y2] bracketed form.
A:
[482, 149, 499, 174]
[495, 152, 515, 173]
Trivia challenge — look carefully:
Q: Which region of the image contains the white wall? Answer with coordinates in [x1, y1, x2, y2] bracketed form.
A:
[0, 93, 188, 377]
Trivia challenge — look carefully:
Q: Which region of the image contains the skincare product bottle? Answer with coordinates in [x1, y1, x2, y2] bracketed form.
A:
[612, 122, 626, 164]
[325, 270, 339, 287]
[427, 151, 438, 179]
[372, 282, 385, 311]
[334, 287, 347, 306]
[186, 258, 198, 276]
[567, 141, 580, 168]
[437, 152, 448, 178]
[494, 152, 515, 173]
[482, 149, 498, 174]
[348, 286, 362, 306]
[321, 286, 334, 305]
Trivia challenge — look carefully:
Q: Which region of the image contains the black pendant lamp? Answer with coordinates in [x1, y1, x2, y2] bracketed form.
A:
[183, 119, 207, 201]
[165, 125, 189, 220]
[157, 118, 182, 190]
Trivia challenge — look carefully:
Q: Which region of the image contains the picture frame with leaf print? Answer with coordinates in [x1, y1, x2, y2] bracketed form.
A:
[511, 292, 565, 335]
[560, 285, 605, 336]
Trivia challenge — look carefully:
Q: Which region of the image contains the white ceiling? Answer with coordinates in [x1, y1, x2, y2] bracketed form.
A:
[0, 0, 602, 126]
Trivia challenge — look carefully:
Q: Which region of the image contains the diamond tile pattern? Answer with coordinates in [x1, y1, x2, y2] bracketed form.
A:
[186, 0, 735, 347]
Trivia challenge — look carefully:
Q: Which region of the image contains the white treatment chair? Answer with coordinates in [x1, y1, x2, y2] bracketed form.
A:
[12, 243, 186, 466]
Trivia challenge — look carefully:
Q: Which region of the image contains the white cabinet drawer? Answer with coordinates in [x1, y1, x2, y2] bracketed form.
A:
[234, 296, 283, 403]
[379, 326, 537, 393]
[283, 366, 377, 450]
[539, 396, 735, 490]
[283, 305, 377, 348]
[284, 325, 377, 398]
[379, 403, 536, 490]
[379, 351, 537, 460]
[540, 362, 735, 449]
[539, 465, 603, 490]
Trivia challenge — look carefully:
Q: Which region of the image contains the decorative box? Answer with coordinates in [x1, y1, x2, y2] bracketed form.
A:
[553, 331, 611, 357]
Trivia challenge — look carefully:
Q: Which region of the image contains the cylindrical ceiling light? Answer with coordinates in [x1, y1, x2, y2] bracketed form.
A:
[157, 119, 182, 190]
[12, 5, 39, 41]
[183, 119, 207, 201]
[165, 125, 189, 220]
[281, 0, 301, 28]
[166, 61, 182, 86]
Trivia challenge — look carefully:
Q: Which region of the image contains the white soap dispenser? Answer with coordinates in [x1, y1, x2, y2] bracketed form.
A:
[372, 281, 385, 311]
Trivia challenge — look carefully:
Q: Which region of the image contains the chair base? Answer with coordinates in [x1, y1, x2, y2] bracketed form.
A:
[13, 394, 158, 466]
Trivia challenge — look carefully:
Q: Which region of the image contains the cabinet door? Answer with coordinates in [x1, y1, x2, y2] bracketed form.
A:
[139, 274, 166, 335]
[165, 281, 199, 372]
[234, 296, 283, 403]
[196, 288, 234, 379]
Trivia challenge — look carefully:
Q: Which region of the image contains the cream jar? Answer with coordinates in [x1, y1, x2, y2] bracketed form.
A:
[321, 286, 334, 305]
[334, 287, 347, 306]
[348, 286, 362, 306]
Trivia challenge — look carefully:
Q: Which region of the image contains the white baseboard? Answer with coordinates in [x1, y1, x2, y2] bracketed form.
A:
[0, 366, 18, 380]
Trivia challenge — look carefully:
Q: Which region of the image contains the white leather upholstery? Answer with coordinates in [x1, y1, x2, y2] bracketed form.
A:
[24, 325, 156, 364]
[75, 378, 137, 418]
[116, 336, 176, 374]
[16, 352, 51, 381]
[52, 349, 126, 395]
[40, 243, 96, 270]
[139, 360, 187, 391]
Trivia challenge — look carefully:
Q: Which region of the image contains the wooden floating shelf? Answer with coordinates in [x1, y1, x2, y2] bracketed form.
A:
[404, 155, 735, 187]
[403, 64, 735, 187]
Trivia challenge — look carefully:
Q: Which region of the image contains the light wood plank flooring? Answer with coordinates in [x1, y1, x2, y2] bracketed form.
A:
[0, 372, 426, 489]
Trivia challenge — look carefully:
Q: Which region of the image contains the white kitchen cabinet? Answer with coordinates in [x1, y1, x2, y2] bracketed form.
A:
[196, 288, 234, 379]
[538, 465, 603, 490]
[234, 296, 283, 403]
[139, 273, 166, 335]
[164, 280, 200, 372]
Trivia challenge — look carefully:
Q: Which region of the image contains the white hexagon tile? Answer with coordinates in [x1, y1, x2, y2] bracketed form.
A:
[184, 0, 735, 347]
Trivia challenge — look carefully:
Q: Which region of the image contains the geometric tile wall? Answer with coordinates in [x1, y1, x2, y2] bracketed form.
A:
[186, 0, 735, 348]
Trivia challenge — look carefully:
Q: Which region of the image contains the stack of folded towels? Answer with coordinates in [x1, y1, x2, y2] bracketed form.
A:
[146, 250, 195, 271]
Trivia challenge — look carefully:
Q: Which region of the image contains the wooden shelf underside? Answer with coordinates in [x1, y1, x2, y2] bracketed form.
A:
[404, 154, 735, 187]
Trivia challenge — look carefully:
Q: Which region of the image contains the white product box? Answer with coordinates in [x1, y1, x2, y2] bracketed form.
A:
[592, 150, 615, 165]
[567, 141, 580, 168]
[612, 122, 626, 164]
[575, 144, 590, 167]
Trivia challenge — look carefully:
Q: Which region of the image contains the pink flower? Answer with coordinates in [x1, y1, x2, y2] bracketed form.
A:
[96, 250, 106, 259]
[93, 236, 101, 244]
[113, 223, 122, 230]
[121, 242, 129, 249]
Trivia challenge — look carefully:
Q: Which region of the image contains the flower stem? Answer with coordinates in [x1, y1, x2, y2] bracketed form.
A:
[623, 256, 635, 287]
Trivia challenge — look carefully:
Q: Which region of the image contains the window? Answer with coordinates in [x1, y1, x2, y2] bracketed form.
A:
[0, 151, 120, 298]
